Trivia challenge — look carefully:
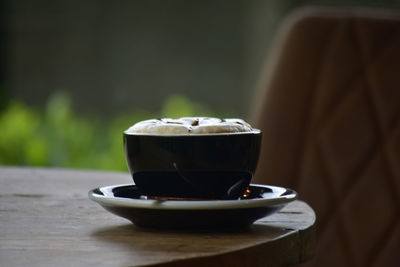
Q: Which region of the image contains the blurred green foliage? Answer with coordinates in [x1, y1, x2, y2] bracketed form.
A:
[0, 92, 216, 171]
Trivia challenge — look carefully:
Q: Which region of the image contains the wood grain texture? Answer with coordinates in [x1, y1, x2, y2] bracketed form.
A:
[0, 167, 315, 267]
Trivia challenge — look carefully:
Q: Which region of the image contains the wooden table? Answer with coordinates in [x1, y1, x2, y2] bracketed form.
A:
[0, 167, 315, 267]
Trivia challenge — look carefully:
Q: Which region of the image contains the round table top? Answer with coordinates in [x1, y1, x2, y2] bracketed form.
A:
[0, 167, 315, 267]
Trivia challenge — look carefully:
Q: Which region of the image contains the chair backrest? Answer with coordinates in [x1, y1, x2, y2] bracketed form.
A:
[251, 7, 400, 267]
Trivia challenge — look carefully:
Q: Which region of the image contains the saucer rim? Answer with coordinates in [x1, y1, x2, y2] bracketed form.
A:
[88, 184, 297, 210]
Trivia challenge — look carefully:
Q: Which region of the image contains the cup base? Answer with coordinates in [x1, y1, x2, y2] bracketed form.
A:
[132, 170, 252, 200]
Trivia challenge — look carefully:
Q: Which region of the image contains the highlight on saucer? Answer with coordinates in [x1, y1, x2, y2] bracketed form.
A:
[125, 117, 255, 134]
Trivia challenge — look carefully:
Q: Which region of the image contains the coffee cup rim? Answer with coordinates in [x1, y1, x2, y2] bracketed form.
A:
[123, 129, 261, 136]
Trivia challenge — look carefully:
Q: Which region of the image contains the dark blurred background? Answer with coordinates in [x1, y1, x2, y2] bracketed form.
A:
[1, 0, 399, 170]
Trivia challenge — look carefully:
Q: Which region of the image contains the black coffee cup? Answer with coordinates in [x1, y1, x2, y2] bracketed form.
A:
[123, 130, 262, 199]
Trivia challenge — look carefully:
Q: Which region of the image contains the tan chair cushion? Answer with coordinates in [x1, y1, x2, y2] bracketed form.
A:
[251, 7, 400, 267]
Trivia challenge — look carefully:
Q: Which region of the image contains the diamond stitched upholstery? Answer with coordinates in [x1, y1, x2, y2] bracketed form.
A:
[252, 7, 400, 267]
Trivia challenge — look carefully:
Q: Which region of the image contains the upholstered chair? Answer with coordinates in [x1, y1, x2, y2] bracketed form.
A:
[251, 7, 400, 267]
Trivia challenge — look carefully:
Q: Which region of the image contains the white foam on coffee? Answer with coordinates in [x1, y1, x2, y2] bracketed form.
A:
[125, 117, 254, 134]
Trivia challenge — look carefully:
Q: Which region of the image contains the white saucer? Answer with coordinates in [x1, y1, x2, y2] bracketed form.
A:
[88, 184, 297, 229]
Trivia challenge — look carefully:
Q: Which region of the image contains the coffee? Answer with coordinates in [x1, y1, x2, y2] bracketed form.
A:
[125, 117, 254, 134]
